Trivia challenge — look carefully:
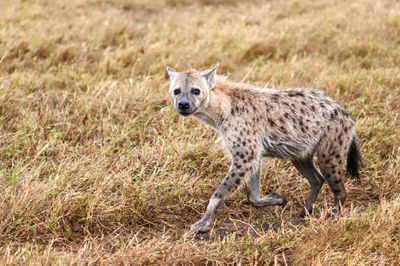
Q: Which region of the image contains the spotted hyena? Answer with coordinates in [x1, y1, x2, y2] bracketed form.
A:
[166, 64, 361, 233]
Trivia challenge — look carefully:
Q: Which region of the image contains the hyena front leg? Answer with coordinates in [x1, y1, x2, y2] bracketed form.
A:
[245, 167, 287, 207]
[190, 161, 254, 233]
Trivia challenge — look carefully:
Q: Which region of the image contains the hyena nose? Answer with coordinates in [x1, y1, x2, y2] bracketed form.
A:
[178, 101, 190, 110]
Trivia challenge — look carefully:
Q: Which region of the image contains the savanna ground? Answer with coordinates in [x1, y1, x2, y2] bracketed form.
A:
[0, 0, 399, 264]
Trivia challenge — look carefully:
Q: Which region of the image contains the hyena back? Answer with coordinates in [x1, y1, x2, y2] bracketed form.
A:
[167, 64, 361, 233]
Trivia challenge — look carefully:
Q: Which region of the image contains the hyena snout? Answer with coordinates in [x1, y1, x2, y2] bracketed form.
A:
[178, 100, 190, 110]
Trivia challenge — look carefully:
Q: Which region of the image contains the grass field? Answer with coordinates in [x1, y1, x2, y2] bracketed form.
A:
[1, 0, 400, 264]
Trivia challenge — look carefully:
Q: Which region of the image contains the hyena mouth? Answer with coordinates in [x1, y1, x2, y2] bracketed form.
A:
[178, 111, 192, 116]
[177, 108, 196, 116]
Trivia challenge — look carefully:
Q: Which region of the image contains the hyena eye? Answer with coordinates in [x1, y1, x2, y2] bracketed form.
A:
[173, 88, 181, 95]
[192, 88, 201, 96]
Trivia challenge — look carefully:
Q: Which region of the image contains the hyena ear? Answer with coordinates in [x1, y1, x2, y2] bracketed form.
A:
[166, 66, 177, 80]
[201, 63, 219, 90]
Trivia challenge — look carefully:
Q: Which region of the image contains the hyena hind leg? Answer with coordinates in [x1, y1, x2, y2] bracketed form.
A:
[292, 159, 325, 217]
[317, 149, 349, 216]
[245, 167, 287, 207]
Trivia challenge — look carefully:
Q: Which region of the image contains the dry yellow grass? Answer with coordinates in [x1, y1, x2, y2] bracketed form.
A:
[0, 0, 399, 264]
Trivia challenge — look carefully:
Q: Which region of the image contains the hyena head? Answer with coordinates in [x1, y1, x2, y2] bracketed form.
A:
[166, 64, 218, 116]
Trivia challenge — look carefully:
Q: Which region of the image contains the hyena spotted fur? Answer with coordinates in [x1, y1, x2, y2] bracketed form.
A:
[167, 64, 361, 233]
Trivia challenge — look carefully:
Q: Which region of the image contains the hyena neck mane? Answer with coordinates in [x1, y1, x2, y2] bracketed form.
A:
[193, 76, 239, 130]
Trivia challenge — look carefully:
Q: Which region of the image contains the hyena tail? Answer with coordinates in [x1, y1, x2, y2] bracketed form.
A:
[347, 135, 362, 178]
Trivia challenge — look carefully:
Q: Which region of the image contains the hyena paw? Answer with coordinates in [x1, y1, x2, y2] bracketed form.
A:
[268, 192, 287, 206]
[190, 218, 211, 233]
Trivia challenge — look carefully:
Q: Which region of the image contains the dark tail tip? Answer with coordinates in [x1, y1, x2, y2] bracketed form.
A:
[347, 136, 362, 178]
